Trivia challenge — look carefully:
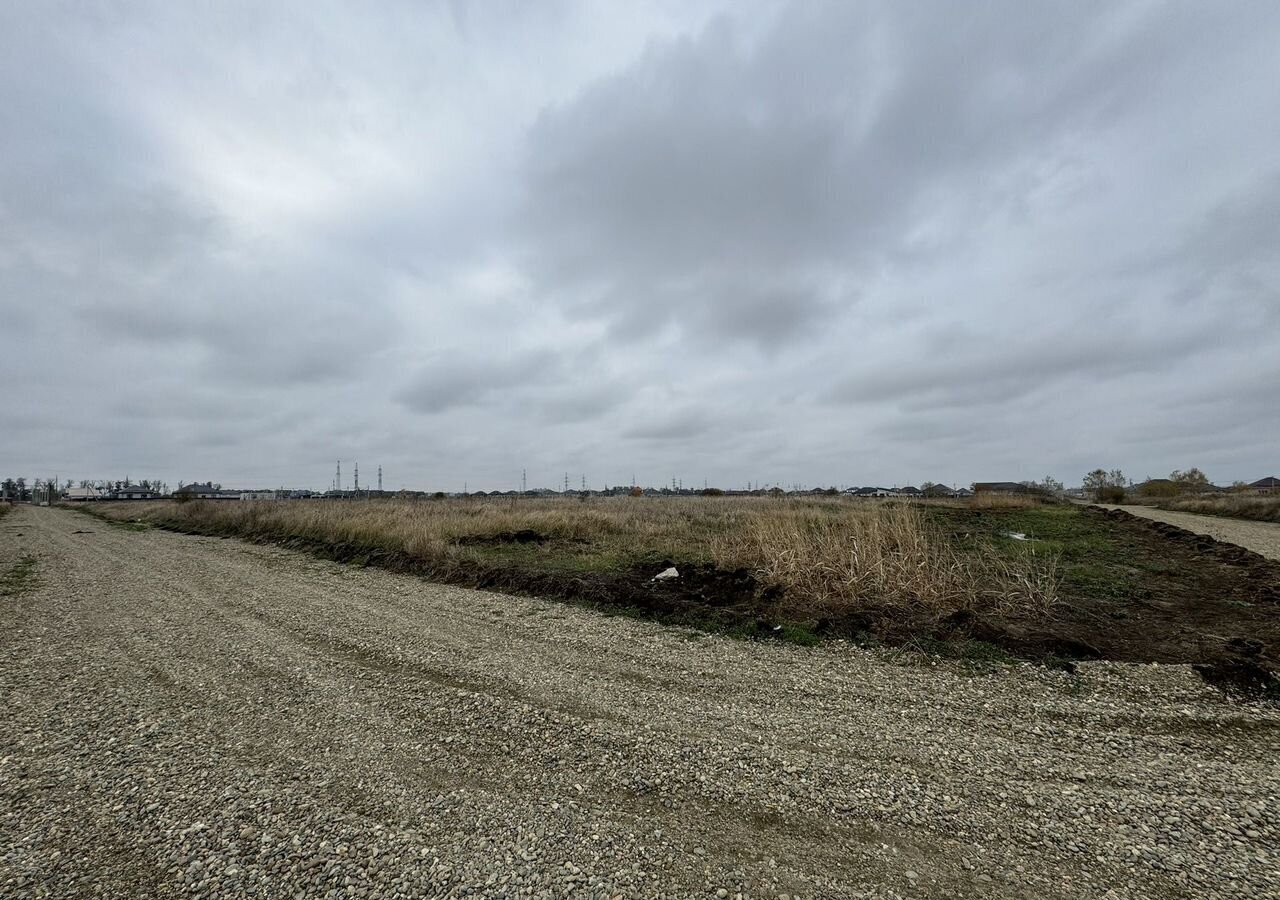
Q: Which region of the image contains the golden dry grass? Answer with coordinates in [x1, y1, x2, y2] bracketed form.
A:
[711, 502, 1056, 619]
[90, 495, 1057, 620]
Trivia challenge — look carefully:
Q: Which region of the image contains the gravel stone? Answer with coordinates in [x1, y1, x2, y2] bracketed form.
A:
[1, 505, 1279, 899]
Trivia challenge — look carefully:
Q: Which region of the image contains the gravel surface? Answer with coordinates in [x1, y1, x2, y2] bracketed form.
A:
[1100, 504, 1280, 561]
[2, 505, 1279, 899]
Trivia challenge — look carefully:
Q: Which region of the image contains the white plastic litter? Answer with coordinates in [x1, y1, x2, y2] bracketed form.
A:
[652, 566, 680, 581]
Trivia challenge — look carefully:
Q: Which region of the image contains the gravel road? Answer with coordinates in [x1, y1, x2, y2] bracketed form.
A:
[2, 505, 1279, 899]
[1099, 504, 1280, 561]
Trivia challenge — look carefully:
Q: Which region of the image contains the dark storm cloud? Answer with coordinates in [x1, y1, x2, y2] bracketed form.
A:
[4, 1, 1279, 489]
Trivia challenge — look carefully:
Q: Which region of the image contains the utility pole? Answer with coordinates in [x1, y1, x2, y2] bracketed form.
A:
[522, 469, 527, 493]
[354, 462, 359, 495]
[581, 474, 586, 491]
[563, 472, 569, 493]
[336, 461, 341, 493]
[378, 465, 382, 493]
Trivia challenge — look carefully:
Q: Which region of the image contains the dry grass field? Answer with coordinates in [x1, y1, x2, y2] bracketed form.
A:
[1156, 493, 1280, 523]
[78, 496, 1280, 685]
[87, 496, 1057, 629]
[6, 504, 1279, 898]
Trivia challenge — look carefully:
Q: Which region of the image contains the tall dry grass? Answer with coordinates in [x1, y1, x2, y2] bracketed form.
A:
[711, 502, 1056, 619]
[87, 495, 1057, 620]
[1156, 494, 1280, 524]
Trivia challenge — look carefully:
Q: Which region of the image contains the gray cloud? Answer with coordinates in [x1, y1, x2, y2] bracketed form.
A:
[396, 350, 560, 414]
[3, 1, 1279, 490]
[623, 408, 715, 442]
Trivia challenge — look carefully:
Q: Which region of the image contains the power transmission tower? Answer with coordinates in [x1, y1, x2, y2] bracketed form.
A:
[336, 461, 341, 493]
[581, 474, 586, 491]
[563, 472, 569, 493]
[378, 465, 382, 492]
[522, 469, 527, 493]
[354, 462, 359, 495]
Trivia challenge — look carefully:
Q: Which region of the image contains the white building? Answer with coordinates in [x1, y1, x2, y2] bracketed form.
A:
[239, 490, 281, 501]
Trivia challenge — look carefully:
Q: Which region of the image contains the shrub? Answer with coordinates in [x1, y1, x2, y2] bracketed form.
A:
[1097, 486, 1126, 503]
[1138, 481, 1180, 498]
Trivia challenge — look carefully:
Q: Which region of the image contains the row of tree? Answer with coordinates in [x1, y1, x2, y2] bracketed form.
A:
[76, 478, 171, 495]
[1083, 467, 1218, 501]
[1, 477, 171, 500]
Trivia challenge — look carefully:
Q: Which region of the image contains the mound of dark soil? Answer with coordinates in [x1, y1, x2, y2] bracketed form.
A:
[1097, 506, 1280, 578]
[1194, 659, 1280, 701]
[453, 529, 549, 546]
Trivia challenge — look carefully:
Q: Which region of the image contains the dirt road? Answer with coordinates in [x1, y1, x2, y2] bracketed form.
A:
[2, 506, 1278, 899]
[1100, 504, 1280, 561]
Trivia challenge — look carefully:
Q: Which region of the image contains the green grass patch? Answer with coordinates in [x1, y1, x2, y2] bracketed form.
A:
[925, 503, 1161, 606]
[0, 555, 39, 597]
[61, 504, 154, 532]
[106, 519, 153, 532]
[724, 619, 822, 646]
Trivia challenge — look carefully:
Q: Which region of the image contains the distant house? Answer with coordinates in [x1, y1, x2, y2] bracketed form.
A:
[174, 482, 237, 500]
[899, 486, 922, 497]
[239, 490, 281, 501]
[1251, 476, 1280, 493]
[972, 482, 1030, 494]
[64, 486, 107, 502]
[116, 487, 160, 500]
[954, 487, 974, 498]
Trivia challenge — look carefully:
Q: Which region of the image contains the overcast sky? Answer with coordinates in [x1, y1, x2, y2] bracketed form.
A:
[3, 1, 1278, 491]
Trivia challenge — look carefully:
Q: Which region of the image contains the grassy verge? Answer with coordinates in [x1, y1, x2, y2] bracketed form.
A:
[76, 497, 1059, 650]
[1154, 494, 1280, 524]
[924, 503, 1167, 607]
[1, 554, 39, 597]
